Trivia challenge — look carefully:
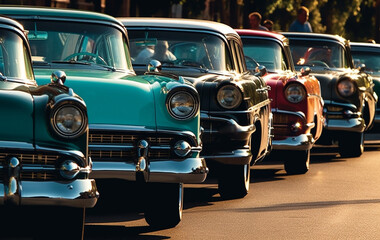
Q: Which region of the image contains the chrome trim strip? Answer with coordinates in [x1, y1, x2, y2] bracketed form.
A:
[89, 144, 134, 151]
[272, 108, 306, 120]
[0, 141, 34, 151]
[89, 124, 155, 132]
[323, 100, 357, 110]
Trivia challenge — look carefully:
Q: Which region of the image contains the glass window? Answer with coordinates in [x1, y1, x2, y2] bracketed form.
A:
[351, 50, 380, 76]
[128, 29, 232, 72]
[241, 38, 287, 72]
[18, 20, 133, 71]
[0, 29, 33, 80]
[288, 39, 348, 69]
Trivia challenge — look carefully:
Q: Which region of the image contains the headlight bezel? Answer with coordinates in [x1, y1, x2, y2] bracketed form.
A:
[166, 86, 200, 120]
[337, 78, 357, 97]
[49, 101, 88, 139]
[216, 84, 243, 110]
[284, 83, 307, 104]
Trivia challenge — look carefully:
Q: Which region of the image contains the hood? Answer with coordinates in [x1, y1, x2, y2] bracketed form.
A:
[34, 68, 157, 129]
[310, 70, 341, 101]
[0, 81, 34, 144]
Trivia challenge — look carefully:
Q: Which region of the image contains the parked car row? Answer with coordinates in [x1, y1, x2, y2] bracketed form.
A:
[0, 5, 378, 239]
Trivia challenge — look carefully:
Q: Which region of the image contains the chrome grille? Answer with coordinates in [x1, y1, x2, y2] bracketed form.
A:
[89, 133, 174, 161]
[0, 153, 59, 181]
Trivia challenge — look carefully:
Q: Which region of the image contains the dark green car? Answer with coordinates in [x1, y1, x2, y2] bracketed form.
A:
[0, 15, 97, 239]
[0, 6, 207, 228]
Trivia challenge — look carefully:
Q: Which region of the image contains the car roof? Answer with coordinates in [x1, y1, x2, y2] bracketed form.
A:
[350, 42, 380, 49]
[281, 32, 347, 44]
[235, 29, 287, 42]
[119, 17, 239, 38]
[0, 6, 121, 25]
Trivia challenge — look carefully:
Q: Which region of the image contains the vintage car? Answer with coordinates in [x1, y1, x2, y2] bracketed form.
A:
[121, 18, 272, 199]
[237, 29, 324, 174]
[282, 32, 377, 157]
[350, 42, 380, 129]
[0, 7, 207, 228]
[0, 16, 98, 239]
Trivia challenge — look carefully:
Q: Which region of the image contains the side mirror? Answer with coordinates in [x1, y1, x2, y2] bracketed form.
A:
[358, 64, 366, 73]
[148, 60, 162, 72]
[255, 65, 267, 77]
[300, 67, 311, 76]
[51, 70, 66, 85]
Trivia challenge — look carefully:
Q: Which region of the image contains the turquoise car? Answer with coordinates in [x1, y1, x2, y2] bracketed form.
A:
[0, 6, 207, 228]
[0, 15, 97, 239]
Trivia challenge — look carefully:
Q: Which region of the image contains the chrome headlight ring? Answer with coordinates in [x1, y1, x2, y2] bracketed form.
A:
[50, 102, 87, 139]
[166, 87, 200, 120]
[284, 83, 306, 103]
[337, 78, 356, 97]
[217, 84, 243, 109]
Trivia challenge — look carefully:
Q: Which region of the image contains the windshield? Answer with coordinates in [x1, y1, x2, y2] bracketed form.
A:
[0, 29, 34, 81]
[18, 19, 133, 71]
[351, 50, 380, 77]
[288, 40, 349, 69]
[128, 29, 232, 71]
[241, 38, 288, 72]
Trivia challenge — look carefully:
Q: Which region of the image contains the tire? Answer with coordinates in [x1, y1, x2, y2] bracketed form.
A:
[284, 150, 310, 175]
[218, 163, 250, 199]
[338, 131, 364, 157]
[144, 183, 183, 229]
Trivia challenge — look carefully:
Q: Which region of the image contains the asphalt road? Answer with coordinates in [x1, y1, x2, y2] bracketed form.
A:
[84, 134, 380, 240]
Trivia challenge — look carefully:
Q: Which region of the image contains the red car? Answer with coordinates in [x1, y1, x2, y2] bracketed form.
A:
[237, 29, 324, 174]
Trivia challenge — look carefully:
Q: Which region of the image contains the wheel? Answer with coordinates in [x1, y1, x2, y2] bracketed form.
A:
[284, 150, 310, 175]
[218, 163, 250, 199]
[63, 51, 107, 65]
[338, 131, 364, 157]
[144, 183, 183, 229]
[35, 207, 85, 240]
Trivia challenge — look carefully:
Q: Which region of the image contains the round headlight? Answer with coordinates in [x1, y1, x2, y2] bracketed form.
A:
[285, 84, 306, 103]
[52, 105, 86, 138]
[337, 79, 355, 97]
[167, 91, 198, 120]
[217, 85, 242, 109]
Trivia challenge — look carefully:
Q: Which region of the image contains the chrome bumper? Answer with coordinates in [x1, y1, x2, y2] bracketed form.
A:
[324, 118, 365, 132]
[272, 133, 314, 151]
[0, 179, 98, 208]
[91, 157, 208, 183]
[201, 149, 252, 165]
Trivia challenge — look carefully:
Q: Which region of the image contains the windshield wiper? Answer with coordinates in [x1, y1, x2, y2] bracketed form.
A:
[51, 60, 91, 65]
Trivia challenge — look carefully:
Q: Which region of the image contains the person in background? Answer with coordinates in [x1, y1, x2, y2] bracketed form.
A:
[289, 6, 312, 32]
[263, 19, 273, 31]
[249, 12, 268, 31]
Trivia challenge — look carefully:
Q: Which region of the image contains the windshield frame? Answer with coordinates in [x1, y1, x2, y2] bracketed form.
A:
[0, 23, 35, 84]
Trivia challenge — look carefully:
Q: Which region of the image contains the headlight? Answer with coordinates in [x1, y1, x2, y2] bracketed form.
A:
[167, 90, 199, 120]
[217, 85, 242, 109]
[337, 79, 356, 97]
[51, 104, 87, 138]
[285, 83, 306, 103]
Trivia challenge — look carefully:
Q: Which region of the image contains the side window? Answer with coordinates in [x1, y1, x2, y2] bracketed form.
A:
[228, 39, 242, 73]
[235, 41, 247, 73]
[281, 48, 289, 71]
